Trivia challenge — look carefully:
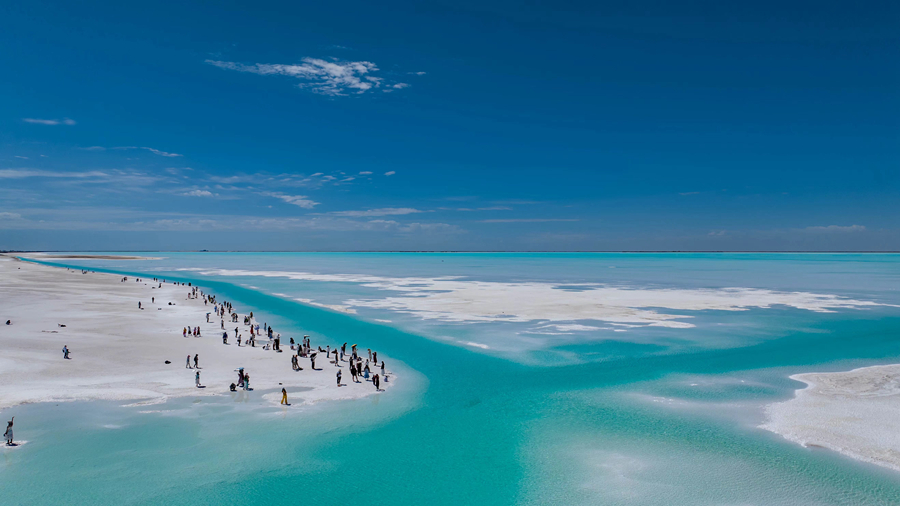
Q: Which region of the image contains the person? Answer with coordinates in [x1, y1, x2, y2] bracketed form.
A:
[62, 345, 70, 359]
[336, 370, 342, 386]
[186, 355, 192, 369]
[373, 351, 377, 364]
[194, 354, 199, 369]
[183, 327, 187, 337]
[230, 383, 236, 392]
[350, 363, 358, 383]
[281, 388, 288, 405]
[237, 369, 244, 388]
[152, 297, 155, 303]
[3, 417, 13, 445]
[291, 355, 299, 371]
[222, 331, 228, 344]
[310, 352, 317, 370]
[195, 370, 201, 388]
[5, 320, 9, 325]
[244, 373, 250, 391]
[381, 361, 385, 378]
[206, 313, 210, 323]
[237, 334, 242, 346]
[374, 374, 380, 391]
[363, 363, 370, 381]
[138, 301, 141, 309]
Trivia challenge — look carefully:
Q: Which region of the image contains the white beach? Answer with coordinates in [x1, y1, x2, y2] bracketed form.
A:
[0, 255, 391, 411]
[761, 365, 900, 472]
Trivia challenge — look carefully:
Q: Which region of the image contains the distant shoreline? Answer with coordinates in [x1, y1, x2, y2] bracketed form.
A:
[4, 250, 899, 254]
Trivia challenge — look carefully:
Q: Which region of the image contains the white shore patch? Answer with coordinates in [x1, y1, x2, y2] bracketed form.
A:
[175, 267, 888, 329]
[0, 257, 392, 411]
[761, 364, 900, 472]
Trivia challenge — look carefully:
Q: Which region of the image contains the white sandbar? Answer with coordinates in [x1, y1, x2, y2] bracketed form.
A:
[0, 256, 391, 411]
[761, 364, 900, 472]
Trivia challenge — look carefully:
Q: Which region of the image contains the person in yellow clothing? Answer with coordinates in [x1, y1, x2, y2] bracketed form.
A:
[281, 388, 288, 405]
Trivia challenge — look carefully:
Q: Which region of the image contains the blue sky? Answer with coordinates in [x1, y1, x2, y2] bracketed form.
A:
[1, 0, 897, 251]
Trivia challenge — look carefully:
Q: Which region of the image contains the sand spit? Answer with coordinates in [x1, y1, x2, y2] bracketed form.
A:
[175, 267, 890, 329]
[0, 256, 391, 411]
[761, 364, 900, 472]
[20, 253, 163, 260]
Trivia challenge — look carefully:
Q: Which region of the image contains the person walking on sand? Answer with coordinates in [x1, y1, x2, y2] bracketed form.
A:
[4, 417, 13, 445]
[186, 355, 192, 369]
[374, 374, 380, 391]
[194, 354, 199, 369]
[183, 327, 187, 337]
[62, 345, 70, 359]
[244, 373, 250, 391]
[195, 370, 201, 388]
[281, 388, 288, 405]
[337, 370, 342, 386]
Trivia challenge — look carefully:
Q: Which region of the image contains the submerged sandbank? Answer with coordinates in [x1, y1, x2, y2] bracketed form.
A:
[0, 256, 392, 411]
[761, 364, 900, 472]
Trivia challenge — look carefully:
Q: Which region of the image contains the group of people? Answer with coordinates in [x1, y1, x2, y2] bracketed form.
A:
[173, 283, 391, 401]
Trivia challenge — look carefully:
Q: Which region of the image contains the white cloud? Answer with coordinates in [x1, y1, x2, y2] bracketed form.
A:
[359, 171, 372, 175]
[80, 146, 106, 151]
[409, 71, 426, 75]
[182, 190, 214, 197]
[0, 212, 22, 220]
[0, 169, 108, 179]
[206, 57, 410, 96]
[22, 118, 76, 126]
[14, 156, 28, 159]
[384, 171, 396, 176]
[263, 192, 319, 209]
[453, 206, 512, 212]
[325, 207, 424, 217]
[392, 83, 410, 89]
[142, 147, 182, 157]
[479, 218, 579, 223]
[805, 225, 866, 233]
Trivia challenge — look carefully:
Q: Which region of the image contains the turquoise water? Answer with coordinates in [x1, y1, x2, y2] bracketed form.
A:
[3, 253, 900, 505]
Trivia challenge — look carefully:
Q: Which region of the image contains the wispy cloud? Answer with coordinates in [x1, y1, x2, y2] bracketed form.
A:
[479, 219, 579, 223]
[262, 192, 319, 209]
[141, 147, 182, 157]
[0, 212, 22, 220]
[805, 225, 866, 233]
[182, 189, 214, 197]
[23, 118, 76, 126]
[452, 206, 512, 212]
[206, 57, 409, 96]
[384, 171, 396, 176]
[679, 191, 700, 196]
[0, 169, 108, 179]
[324, 207, 424, 217]
[359, 171, 372, 175]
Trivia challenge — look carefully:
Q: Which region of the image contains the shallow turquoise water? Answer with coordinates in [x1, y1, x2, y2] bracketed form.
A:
[3, 253, 900, 505]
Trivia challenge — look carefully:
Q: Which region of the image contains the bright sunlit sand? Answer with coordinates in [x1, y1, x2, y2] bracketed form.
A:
[0, 255, 391, 411]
